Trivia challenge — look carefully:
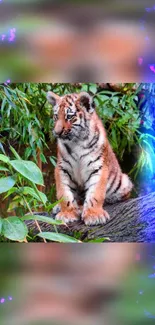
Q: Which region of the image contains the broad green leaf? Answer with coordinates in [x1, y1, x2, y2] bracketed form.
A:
[0, 176, 16, 194]
[97, 94, 109, 102]
[0, 154, 10, 164]
[81, 84, 88, 92]
[21, 187, 47, 204]
[9, 160, 44, 185]
[0, 166, 9, 171]
[2, 217, 28, 241]
[89, 84, 97, 94]
[98, 90, 120, 95]
[38, 232, 81, 243]
[0, 218, 3, 233]
[22, 214, 63, 225]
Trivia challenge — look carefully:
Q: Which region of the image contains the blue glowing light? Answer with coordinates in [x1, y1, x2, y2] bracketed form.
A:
[4, 80, 11, 85]
[0, 296, 13, 304]
[139, 6, 155, 76]
[148, 273, 155, 278]
[144, 310, 155, 319]
[0, 28, 16, 43]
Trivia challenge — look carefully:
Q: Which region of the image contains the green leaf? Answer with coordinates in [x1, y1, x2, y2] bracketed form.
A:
[0, 143, 6, 154]
[22, 215, 63, 225]
[3, 187, 18, 199]
[9, 160, 44, 185]
[0, 218, 3, 234]
[111, 128, 118, 148]
[38, 232, 82, 243]
[49, 156, 57, 167]
[21, 187, 47, 204]
[0, 154, 10, 164]
[40, 153, 47, 163]
[89, 84, 97, 94]
[1, 97, 7, 114]
[0, 176, 16, 194]
[2, 217, 28, 241]
[46, 199, 63, 212]
[0, 166, 9, 171]
[87, 237, 110, 243]
[10, 146, 21, 160]
[97, 94, 109, 102]
[81, 84, 89, 92]
[24, 147, 32, 159]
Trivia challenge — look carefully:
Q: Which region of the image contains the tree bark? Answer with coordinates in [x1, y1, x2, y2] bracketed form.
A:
[26, 192, 155, 242]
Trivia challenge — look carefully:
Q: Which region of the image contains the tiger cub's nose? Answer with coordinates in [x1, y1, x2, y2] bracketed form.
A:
[54, 121, 64, 136]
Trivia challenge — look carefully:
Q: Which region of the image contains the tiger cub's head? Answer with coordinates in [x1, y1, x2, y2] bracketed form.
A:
[47, 91, 95, 140]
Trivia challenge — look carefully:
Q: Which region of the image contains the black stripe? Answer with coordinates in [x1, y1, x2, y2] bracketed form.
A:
[87, 133, 99, 149]
[63, 143, 76, 161]
[66, 100, 73, 106]
[85, 166, 102, 184]
[62, 182, 76, 192]
[106, 172, 117, 194]
[72, 124, 83, 130]
[66, 96, 74, 105]
[87, 149, 104, 167]
[70, 186, 76, 192]
[64, 143, 72, 154]
[85, 182, 97, 192]
[60, 167, 76, 184]
[112, 175, 122, 194]
[61, 156, 72, 167]
[80, 147, 95, 160]
[79, 114, 82, 124]
[84, 114, 87, 126]
[90, 199, 93, 207]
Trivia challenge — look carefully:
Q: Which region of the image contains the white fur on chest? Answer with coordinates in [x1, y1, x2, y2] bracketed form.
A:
[58, 131, 105, 187]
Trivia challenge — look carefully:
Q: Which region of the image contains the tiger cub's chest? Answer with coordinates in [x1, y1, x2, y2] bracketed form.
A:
[59, 140, 103, 186]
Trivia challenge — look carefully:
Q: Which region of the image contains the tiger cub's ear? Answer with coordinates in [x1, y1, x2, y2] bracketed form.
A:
[77, 92, 95, 114]
[47, 91, 61, 107]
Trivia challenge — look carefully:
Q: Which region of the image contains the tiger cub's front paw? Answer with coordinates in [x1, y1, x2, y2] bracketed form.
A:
[56, 211, 80, 224]
[82, 208, 110, 226]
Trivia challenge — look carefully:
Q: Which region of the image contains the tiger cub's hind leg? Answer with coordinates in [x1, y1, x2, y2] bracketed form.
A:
[105, 173, 133, 204]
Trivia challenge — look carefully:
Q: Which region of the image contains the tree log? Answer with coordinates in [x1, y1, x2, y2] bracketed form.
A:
[26, 192, 155, 242]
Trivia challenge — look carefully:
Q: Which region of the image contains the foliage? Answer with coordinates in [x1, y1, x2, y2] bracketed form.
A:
[0, 149, 80, 242]
[0, 82, 143, 163]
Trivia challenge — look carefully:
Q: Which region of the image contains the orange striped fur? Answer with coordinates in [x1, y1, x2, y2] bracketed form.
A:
[47, 91, 133, 225]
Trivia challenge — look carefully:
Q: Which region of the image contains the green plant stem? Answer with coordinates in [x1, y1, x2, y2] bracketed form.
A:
[32, 182, 45, 205]
[22, 195, 47, 243]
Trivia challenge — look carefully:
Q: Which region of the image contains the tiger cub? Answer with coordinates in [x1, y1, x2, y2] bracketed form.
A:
[47, 91, 133, 225]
